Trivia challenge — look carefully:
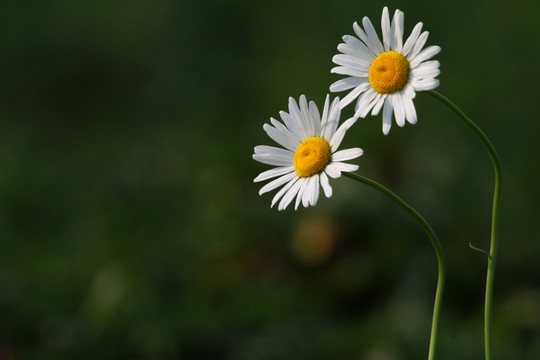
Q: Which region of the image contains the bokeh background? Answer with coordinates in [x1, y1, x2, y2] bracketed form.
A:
[0, 0, 539, 359]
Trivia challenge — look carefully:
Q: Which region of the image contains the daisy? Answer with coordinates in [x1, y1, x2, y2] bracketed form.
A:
[253, 95, 363, 211]
[330, 6, 441, 135]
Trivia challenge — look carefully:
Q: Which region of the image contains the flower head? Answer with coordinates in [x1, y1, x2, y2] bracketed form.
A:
[253, 95, 363, 211]
[330, 7, 441, 135]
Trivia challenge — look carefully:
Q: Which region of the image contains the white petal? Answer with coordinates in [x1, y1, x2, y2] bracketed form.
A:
[381, 7, 391, 51]
[302, 176, 315, 207]
[330, 77, 366, 92]
[332, 147, 364, 161]
[409, 45, 441, 68]
[320, 172, 333, 198]
[411, 59, 440, 73]
[371, 94, 387, 116]
[309, 101, 321, 134]
[321, 97, 342, 140]
[295, 178, 307, 210]
[278, 177, 305, 211]
[412, 66, 440, 79]
[279, 111, 304, 142]
[392, 93, 405, 127]
[412, 78, 440, 91]
[354, 89, 375, 112]
[320, 94, 330, 127]
[259, 171, 297, 195]
[402, 22, 423, 57]
[329, 117, 357, 152]
[354, 90, 379, 118]
[269, 117, 300, 148]
[310, 175, 320, 206]
[360, 17, 384, 54]
[331, 66, 369, 78]
[331, 162, 359, 173]
[297, 96, 314, 138]
[254, 145, 292, 156]
[299, 95, 315, 136]
[320, 95, 333, 136]
[382, 97, 394, 135]
[254, 165, 295, 182]
[271, 176, 298, 208]
[252, 154, 292, 166]
[288, 97, 310, 138]
[332, 54, 371, 71]
[327, 97, 341, 133]
[352, 22, 379, 57]
[392, 9, 404, 52]
[403, 83, 416, 99]
[341, 35, 377, 59]
[407, 31, 429, 60]
[305, 98, 318, 137]
[324, 163, 342, 178]
[263, 123, 298, 151]
[403, 96, 418, 125]
[337, 82, 370, 108]
[253, 146, 293, 166]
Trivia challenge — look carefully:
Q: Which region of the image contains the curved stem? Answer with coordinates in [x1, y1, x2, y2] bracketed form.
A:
[426, 90, 503, 360]
[343, 171, 445, 360]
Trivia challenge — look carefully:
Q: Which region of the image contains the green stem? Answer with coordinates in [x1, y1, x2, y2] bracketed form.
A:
[426, 90, 503, 360]
[343, 171, 445, 360]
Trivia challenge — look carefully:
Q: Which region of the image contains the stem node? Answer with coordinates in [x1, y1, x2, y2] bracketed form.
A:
[468, 242, 490, 258]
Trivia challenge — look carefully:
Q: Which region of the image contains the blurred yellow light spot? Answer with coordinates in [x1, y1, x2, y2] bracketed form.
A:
[293, 216, 337, 266]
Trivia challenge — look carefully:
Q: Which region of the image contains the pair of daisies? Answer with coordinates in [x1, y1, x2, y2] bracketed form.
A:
[253, 7, 441, 210]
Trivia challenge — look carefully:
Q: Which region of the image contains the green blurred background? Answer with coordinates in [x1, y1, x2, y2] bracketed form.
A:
[0, 0, 539, 359]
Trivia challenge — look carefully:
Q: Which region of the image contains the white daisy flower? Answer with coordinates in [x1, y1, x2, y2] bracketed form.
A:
[330, 6, 441, 135]
[253, 95, 363, 211]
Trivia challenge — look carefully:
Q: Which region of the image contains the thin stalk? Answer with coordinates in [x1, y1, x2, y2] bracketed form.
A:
[426, 90, 503, 360]
[343, 171, 445, 360]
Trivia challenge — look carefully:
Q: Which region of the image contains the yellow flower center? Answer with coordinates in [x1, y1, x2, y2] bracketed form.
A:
[293, 137, 331, 178]
[368, 51, 410, 94]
